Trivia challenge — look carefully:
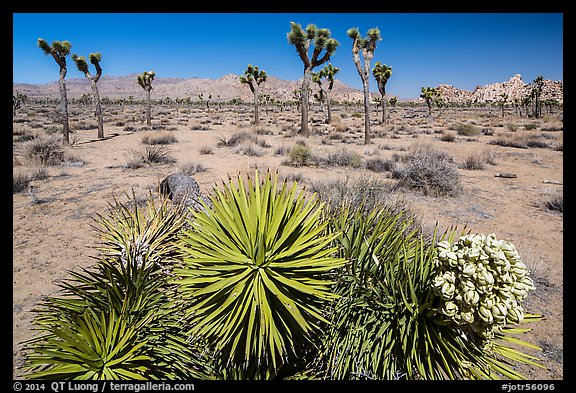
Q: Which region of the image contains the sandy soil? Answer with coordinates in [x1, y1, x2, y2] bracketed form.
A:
[12, 103, 563, 380]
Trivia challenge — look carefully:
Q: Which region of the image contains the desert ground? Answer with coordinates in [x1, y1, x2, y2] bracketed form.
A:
[12, 101, 563, 379]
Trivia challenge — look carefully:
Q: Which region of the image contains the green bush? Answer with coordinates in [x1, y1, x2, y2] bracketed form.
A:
[286, 144, 315, 167]
[454, 123, 480, 136]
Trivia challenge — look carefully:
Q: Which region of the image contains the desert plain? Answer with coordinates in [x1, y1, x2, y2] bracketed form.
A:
[12, 99, 563, 380]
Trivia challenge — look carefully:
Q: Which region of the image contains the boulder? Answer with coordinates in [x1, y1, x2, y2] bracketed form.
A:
[159, 172, 209, 211]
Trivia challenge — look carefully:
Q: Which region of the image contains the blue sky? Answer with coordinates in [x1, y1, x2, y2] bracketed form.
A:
[13, 13, 563, 99]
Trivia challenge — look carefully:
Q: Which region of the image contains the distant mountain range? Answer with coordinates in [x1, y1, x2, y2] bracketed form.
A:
[13, 73, 562, 104]
[13, 73, 366, 102]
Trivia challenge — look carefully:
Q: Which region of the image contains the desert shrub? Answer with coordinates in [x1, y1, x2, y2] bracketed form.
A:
[351, 112, 362, 118]
[489, 135, 529, 149]
[310, 176, 400, 215]
[191, 124, 210, 131]
[440, 132, 456, 142]
[123, 125, 135, 132]
[540, 123, 562, 132]
[14, 129, 36, 142]
[365, 157, 395, 173]
[546, 192, 563, 212]
[43, 125, 61, 134]
[506, 123, 518, 132]
[482, 148, 499, 165]
[13, 173, 31, 193]
[141, 133, 178, 145]
[180, 161, 208, 175]
[482, 127, 495, 136]
[274, 145, 290, 156]
[216, 131, 255, 148]
[132, 144, 175, 166]
[12, 169, 47, 193]
[24, 137, 65, 165]
[454, 123, 481, 136]
[256, 128, 273, 135]
[285, 144, 316, 167]
[199, 146, 213, 155]
[322, 149, 363, 168]
[460, 153, 485, 170]
[524, 123, 539, 131]
[394, 149, 461, 196]
[233, 141, 263, 157]
[526, 139, 549, 149]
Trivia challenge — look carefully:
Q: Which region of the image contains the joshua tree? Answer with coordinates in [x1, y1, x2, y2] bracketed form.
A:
[347, 27, 381, 144]
[543, 98, 558, 114]
[13, 92, 28, 116]
[239, 64, 267, 125]
[389, 96, 398, 109]
[137, 71, 155, 126]
[287, 22, 339, 136]
[312, 63, 339, 124]
[37, 38, 72, 144]
[498, 93, 508, 119]
[72, 52, 104, 138]
[420, 86, 439, 117]
[531, 75, 544, 118]
[372, 61, 392, 124]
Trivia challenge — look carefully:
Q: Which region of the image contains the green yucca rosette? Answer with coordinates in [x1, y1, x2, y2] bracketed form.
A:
[432, 233, 535, 339]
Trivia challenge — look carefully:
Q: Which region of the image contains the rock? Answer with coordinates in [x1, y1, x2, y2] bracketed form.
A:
[423, 75, 563, 105]
[495, 173, 518, 178]
[159, 172, 209, 211]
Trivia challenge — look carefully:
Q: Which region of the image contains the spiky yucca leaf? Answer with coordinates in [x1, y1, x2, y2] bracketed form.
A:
[23, 194, 215, 380]
[314, 209, 544, 380]
[176, 170, 346, 379]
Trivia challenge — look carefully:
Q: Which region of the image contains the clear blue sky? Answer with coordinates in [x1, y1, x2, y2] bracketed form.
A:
[13, 13, 563, 99]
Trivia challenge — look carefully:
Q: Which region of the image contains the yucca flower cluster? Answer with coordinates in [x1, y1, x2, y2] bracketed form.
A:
[432, 233, 535, 339]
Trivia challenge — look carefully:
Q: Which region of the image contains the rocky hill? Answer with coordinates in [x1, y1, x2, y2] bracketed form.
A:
[14, 73, 562, 104]
[434, 74, 563, 104]
[13, 73, 365, 103]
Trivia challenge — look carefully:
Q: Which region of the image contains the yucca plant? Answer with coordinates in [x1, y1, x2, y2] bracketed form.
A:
[22, 193, 215, 380]
[175, 170, 347, 379]
[309, 204, 543, 380]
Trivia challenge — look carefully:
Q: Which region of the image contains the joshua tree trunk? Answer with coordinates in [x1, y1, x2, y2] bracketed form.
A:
[326, 91, 333, 124]
[146, 89, 151, 126]
[301, 67, 312, 136]
[91, 81, 104, 138]
[362, 78, 371, 143]
[254, 85, 260, 125]
[58, 67, 70, 145]
[381, 95, 387, 124]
